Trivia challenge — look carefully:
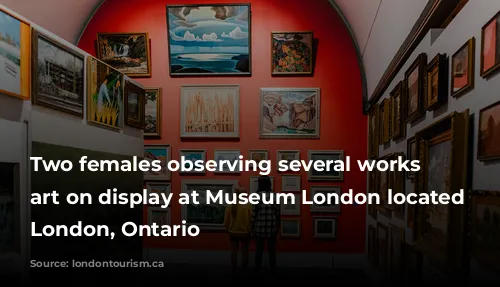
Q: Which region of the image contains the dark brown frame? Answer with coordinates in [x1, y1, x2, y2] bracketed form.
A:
[407, 136, 419, 180]
[124, 80, 145, 129]
[451, 38, 475, 98]
[31, 29, 84, 117]
[367, 165, 379, 219]
[391, 81, 406, 140]
[480, 11, 500, 78]
[144, 87, 162, 138]
[377, 222, 389, 274]
[369, 104, 379, 159]
[270, 31, 313, 75]
[312, 217, 338, 239]
[379, 98, 392, 144]
[368, 225, 378, 266]
[390, 152, 405, 220]
[405, 53, 427, 123]
[426, 53, 448, 110]
[477, 100, 500, 161]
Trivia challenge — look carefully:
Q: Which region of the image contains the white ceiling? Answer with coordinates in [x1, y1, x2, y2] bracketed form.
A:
[1, 0, 428, 99]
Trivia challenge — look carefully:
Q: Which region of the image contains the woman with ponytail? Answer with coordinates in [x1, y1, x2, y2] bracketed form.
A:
[223, 184, 252, 274]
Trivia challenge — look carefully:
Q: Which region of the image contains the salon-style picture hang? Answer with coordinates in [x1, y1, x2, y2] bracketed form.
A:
[451, 38, 475, 98]
[481, 11, 500, 78]
[405, 53, 427, 123]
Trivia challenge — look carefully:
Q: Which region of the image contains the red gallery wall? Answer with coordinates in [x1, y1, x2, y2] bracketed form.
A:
[78, 0, 366, 253]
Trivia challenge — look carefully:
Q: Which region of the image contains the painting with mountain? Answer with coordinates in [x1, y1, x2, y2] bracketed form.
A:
[166, 4, 251, 76]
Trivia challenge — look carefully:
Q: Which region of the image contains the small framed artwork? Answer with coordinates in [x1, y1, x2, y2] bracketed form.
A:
[368, 104, 379, 159]
[249, 150, 268, 164]
[145, 182, 171, 205]
[276, 150, 300, 171]
[249, 176, 274, 193]
[96, 32, 151, 77]
[451, 38, 475, 98]
[481, 12, 500, 78]
[144, 145, 171, 180]
[391, 81, 406, 140]
[313, 217, 337, 239]
[214, 150, 241, 173]
[478, 100, 500, 160]
[280, 193, 301, 215]
[179, 149, 206, 174]
[307, 150, 344, 181]
[407, 137, 419, 179]
[281, 175, 301, 192]
[124, 80, 145, 129]
[406, 181, 417, 241]
[426, 53, 448, 110]
[148, 207, 171, 226]
[281, 219, 301, 238]
[368, 225, 378, 266]
[367, 167, 379, 218]
[405, 53, 427, 123]
[310, 186, 341, 212]
[144, 88, 162, 138]
[378, 101, 386, 145]
[389, 225, 404, 276]
[271, 31, 313, 75]
[377, 223, 389, 273]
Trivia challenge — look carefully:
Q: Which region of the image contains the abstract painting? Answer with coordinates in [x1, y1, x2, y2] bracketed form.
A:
[281, 219, 301, 238]
[310, 186, 341, 212]
[143, 145, 171, 180]
[124, 80, 145, 129]
[249, 176, 274, 193]
[271, 31, 313, 75]
[148, 207, 171, 226]
[180, 85, 239, 138]
[214, 150, 240, 173]
[144, 88, 161, 138]
[260, 88, 320, 138]
[87, 57, 124, 129]
[32, 30, 84, 116]
[179, 149, 206, 174]
[166, 4, 251, 75]
[145, 182, 171, 205]
[307, 150, 344, 181]
[313, 217, 337, 239]
[249, 150, 268, 164]
[280, 194, 301, 215]
[97, 32, 151, 77]
[0, 9, 30, 99]
[481, 12, 500, 78]
[478, 101, 500, 160]
[451, 38, 475, 98]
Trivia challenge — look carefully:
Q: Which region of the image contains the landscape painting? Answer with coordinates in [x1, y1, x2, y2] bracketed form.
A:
[143, 145, 170, 180]
[124, 81, 145, 129]
[87, 57, 124, 129]
[478, 101, 500, 160]
[32, 31, 84, 117]
[145, 182, 171, 205]
[214, 150, 241, 173]
[97, 33, 151, 77]
[260, 88, 320, 138]
[144, 88, 161, 138]
[0, 9, 30, 99]
[179, 149, 206, 174]
[180, 85, 239, 138]
[271, 32, 313, 75]
[166, 4, 251, 75]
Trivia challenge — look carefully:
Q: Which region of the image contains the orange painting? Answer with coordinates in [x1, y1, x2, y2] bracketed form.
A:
[482, 18, 496, 73]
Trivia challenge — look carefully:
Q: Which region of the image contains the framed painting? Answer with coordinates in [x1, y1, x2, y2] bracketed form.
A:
[249, 176, 274, 193]
[144, 88, 162, 138]
[0, 8, 31, 100]
[368, 225, 378, 266]
[307, 150, 344, 181]
[478, 100, 500, 160]
[87, 57, 124, 129]
[389, 152, 405, 220]
[271, 31, 313, 75]
[481, 12, 500, 78]
[214, 149, 241, 173]
[145, 182, 171, 205]
[471, 190, 500, 275]
[379, 98, 391, 144]
[367, 164, 378, 219]
[451, 38, 475, 98]
[179, 149, 206, 174]
[166, 4, 251, 76]
[377, 223, 389, 273]
[144, 145, 171, 181]
[148, 207, 171, 226]
[280, 193, 301, 215]
[426, 53, 448, 111]
[389, 225, 405, 278]
[281, 219, 301, 238]
[249, 150, 268, 164]
[407, 136, 418, 179]
[313, 217, 337, 239]
[96, 32, 151, 77]
[281, 175, 301, 192]
[124, 80, 145, 129]
[260, 88, 320, 139]
[180, 179, 238, 230]
[405, 53, 427, 123]
[368, 104, 379, 159]
[406, 181, 417, 241]
[310, 186, 341, 212]
[180, 85, 239, 138]
[391, 81, 406, 141]
[31, 30, 84, 117]
[276, 150, 300, 171]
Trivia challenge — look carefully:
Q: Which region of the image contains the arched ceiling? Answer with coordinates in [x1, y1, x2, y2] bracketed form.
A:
[1, 0, 429, 99]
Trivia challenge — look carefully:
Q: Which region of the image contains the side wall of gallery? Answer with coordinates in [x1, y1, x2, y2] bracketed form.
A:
[367, 0, 500, 280]
[78, 0, 367, 252]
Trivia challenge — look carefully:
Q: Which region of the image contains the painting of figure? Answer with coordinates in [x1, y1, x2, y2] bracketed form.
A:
[97, 33, 151, 77]
[32, 31, 84, 116]
[144, 88, 161, 138]
[0, 9, 30, 99]
[180, 85, 239, 138]
[478, 101, 500, 160]
[143, 145, 170, 180]
[87, 57, 123, 129]
[271, 32, 313, 75]
[166, 4, 251, 75]
[260, 88, 320, 138]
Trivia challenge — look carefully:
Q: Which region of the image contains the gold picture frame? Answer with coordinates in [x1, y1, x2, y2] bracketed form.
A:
[451, 38, 475, 98]
[379, 98, 391, 144]
[391, 81, 406, 141]
[405, 53, 427, 123]
[426, 53, 448, 111]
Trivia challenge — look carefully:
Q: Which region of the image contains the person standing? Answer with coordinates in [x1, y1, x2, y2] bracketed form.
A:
[251, 175, 280, 275]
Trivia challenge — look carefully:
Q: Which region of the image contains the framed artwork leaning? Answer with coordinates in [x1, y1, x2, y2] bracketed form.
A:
[390, 81, 406, 141]
[271, 31, 313, 75]
[31, 30, 84, 117]
[478, 100, 500, 161]
[0, 8, 31, 100]
[451, 38, 475, 98]
[405, 53, 427, 123]
[96, 32, 151, 77]
[426, 53, 448, 111]
[281, 219, 301, 238]
[481, 11, 500, 78]
[124, 80, 145, 129]
[260, 88, 320, 139]
[166, 4, 251, 76]
[307, 150, 344, 181]
[144, 88, 162, 138]
[143, 145, 171, 181]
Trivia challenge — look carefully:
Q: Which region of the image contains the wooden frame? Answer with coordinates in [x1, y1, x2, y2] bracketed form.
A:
[213, 149, 241, 174]
[145, 182, 171, 205]
[280, 193, 301, 216]
[477, 100, 500, 161]
[391, 81, 406, 140]
[389, 225, 405, 277]
[313, 217, 337, 239]
[377, 154, 392, 219]
[249, 176, 274, 193]
[367, 164, 379, 219]
[179, 149, 206, 174]
[144, 145, 171, 181]
[281, 174, 301, 192]
[96, 32, 151, 77]
[309, 186, 341, 212]
[407, 136, 419, 180]
[0, 8, 31, 100]
[280, 218, 301, 238]
[368, 225, 378, 266]
[368, 104, 379, 159]
[379, 98, 391, 144]
[270, 31, 313, 75]
[376, 222, 389, 273]
[405, 53, 427, 123]
[480, 11, 500, 78]
[148, 207, 171, 226]
[307, 150, 344, 181]
[426, 53, 448, 111]
[124, 80, 145, 129]
[389, 152, 405, 220]
[144, 87, 162, 138]
[451, 38, 475, 98]
[406, 181, 417, 242]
